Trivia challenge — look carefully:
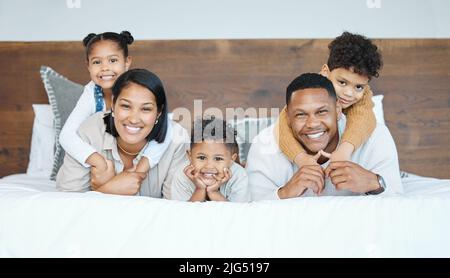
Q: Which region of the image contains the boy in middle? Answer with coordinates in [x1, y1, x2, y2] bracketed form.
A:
[169, 117, 250, 202]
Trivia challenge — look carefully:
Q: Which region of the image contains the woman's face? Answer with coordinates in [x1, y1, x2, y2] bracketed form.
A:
[113, 82, 160, 148]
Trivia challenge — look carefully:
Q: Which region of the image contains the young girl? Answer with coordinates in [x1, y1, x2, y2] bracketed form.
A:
[275, 31, 382, 169]
[59, 31, 171, 186]
[169, 117, 250, 202]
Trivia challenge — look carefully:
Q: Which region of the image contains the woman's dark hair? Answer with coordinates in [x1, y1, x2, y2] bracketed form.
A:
[103, 69, 168, 143]
[286, 73, 336, 105]
[327, 31, 383, 80]
[82, 31, 134, 60]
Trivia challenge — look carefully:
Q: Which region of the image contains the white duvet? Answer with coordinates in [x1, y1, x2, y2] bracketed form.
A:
[1, 173, 450, 257]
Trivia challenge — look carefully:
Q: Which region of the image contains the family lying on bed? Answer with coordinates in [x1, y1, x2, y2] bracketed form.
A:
[55, 30, 404, 201]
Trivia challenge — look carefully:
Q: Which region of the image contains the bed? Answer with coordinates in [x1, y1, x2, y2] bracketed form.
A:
[1, 39, 450, 257]
[1, 173, 450, 257]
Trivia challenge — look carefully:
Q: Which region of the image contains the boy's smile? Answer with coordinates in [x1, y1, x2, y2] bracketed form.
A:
[188, 140, 236, 185]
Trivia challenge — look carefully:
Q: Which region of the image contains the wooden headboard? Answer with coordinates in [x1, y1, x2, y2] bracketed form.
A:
[1, 39, 449, 178]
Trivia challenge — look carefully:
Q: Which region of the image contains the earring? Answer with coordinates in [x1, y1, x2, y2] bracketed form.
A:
[155, 118, 159, 125]
[111, 111, 115, 117]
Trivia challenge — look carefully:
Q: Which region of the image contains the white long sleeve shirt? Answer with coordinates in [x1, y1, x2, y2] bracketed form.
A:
[59, 81, 172, 168]
[246, 117, 403, 201]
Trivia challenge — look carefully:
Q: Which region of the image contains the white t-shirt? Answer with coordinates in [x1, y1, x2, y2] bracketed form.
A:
[59, 81, 172, 168]
[169, 161, 250, 202]
[246, 118, 403, 201]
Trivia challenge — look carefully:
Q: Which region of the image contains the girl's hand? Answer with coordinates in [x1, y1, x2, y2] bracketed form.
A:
[135, 157, 150, 173]
[91, 159, 115, 190]
[86, 152, 107, 170]
[98, 168, 147, 195]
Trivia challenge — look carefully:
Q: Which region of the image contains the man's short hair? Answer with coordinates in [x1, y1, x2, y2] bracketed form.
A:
[286, 73, 337, 105]
[191, 116, 238, 153]
[327, 31, 383, 79]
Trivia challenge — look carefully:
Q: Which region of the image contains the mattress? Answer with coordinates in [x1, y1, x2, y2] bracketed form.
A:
[1, 172, 449, 257]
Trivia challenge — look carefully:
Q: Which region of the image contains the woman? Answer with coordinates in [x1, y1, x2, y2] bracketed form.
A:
[56, 69, 189, 198]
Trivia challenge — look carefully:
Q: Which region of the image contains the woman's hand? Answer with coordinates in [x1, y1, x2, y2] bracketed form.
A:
[97, 167, 147, 195]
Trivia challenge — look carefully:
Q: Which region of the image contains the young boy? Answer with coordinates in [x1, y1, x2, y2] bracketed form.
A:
[275, 31, 382, 168]
[169, 117, 250, 202]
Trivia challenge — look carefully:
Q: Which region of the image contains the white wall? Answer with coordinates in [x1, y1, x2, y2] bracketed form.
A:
[0, 0, 449, 41]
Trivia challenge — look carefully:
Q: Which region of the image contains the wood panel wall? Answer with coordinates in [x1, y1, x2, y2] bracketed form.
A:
[0, 39, 449, 178]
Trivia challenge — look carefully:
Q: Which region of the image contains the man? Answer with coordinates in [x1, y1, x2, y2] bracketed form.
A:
[246, 73, 403, 200]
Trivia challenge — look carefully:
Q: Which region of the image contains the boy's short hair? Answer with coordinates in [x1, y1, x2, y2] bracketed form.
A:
[191, 116, 238, 153]
[327, 31, 383, 80]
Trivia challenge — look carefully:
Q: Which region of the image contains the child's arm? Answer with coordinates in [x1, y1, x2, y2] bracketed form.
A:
[136, 120, 174, 173]
[59, 82, 106, 169]
[169, 164, 207, 202]
[275, 107, 319, 167]
[337, 86, 377, 160]
[189, 188, 207, 202]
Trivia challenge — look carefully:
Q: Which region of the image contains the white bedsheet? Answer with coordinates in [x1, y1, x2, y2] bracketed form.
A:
[1, 173, 450, 257]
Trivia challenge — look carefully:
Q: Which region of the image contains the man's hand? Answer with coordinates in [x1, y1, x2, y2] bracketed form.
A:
[279, 152, 325, 199]
[90, 159, 115, 190]
[324, 161, 380, 193]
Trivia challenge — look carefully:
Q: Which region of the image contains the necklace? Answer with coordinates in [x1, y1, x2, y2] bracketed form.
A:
[117, 141, 140, 156]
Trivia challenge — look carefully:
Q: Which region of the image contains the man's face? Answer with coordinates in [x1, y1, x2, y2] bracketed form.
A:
[321, 66, 369, 109]
[286, 88, 341, 155]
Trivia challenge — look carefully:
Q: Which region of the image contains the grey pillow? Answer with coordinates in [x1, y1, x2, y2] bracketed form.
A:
[40, 66, 83, 180]
[231, 117, 276, 163]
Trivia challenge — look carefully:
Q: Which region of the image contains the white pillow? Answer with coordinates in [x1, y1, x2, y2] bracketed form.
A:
[372, 94, 385, 125]
[27, 104, 55, 177]
[230, 117, 277, 163]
